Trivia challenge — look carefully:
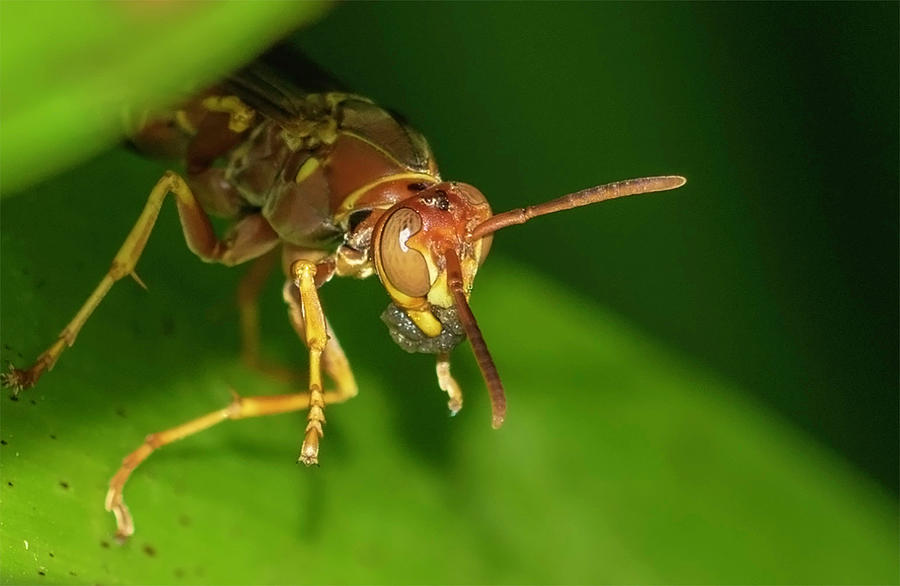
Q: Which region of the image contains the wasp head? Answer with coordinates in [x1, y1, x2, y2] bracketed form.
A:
[372, 174, 687, 429]
[373, 180, 507, 427]
[373, 181, 493, 342]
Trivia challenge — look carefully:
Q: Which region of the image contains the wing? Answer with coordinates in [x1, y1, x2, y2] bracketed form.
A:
[225, 45, 438, 177]
[223, 44, 347, 128]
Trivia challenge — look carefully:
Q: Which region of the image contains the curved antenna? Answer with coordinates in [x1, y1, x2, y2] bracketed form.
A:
[444, 251, 506, 429]
[470, 175, 686, 241]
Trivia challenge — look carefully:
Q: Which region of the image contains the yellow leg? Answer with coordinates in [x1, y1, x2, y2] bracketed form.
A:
[283, 281, 357, 403]
[290, 261, 330, 466]
[103, 271, 359, 539]
[436, 352, 463, 415]
[238, 249, 274, 368]
[105, 386, 355, 539]
[236, 248, 301, 384]
[2, 171, 278, 394]
[2, 173, 201, 392]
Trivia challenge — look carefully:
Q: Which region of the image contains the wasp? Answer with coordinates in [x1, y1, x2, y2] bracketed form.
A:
[1, 48, 685, 538]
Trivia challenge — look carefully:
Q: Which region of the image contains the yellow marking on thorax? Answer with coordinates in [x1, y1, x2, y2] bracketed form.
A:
[295, 157, 321, 184]
[174, 110, 197, 135]
[202, 95, 256, 133]
[334, 172, 438, 222]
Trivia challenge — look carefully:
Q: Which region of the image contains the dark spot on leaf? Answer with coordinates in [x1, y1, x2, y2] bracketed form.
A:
[100, 540, 110, 549]
[7, 481, 13, 488]
[29, 399, 37, 405]
[35, 279, 46, 289]
[174, 568, 185, 579]
[9, 395, 18, 402]
[115, 407, 127, 418]
[49, 434, 57, 440]
[38, 570, 45, 576]
[162, 315, 175, 336]
[69, 571, 77, 577]
[142, 544, 157, 557]
[178, 514, 191, 527]
[3, 344, 11, 350]
[1, 440, 7, 445]
[59, 481, 69, 490]
[49, 552, 54, 558]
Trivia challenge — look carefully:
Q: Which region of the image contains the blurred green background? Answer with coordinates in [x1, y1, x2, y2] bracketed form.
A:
[1, 2, 897, 584]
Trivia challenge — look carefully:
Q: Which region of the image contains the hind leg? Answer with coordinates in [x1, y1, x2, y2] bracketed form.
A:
[2, 172, 278, 394]
[236, 248, 304, 384]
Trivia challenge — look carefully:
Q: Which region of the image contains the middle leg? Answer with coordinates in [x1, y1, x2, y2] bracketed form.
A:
[236, 248, 303, 384]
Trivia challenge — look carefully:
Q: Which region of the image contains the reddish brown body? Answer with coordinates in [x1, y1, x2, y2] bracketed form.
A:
[132, 76, 446, 282]
[3, 53, 684, 539]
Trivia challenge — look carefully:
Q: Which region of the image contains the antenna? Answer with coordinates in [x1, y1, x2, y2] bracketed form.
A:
[444, 251, 507, 429]
[470, 175, 686, 241]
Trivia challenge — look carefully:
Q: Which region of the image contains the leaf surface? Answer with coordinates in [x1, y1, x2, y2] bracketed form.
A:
[0, 152, 895, 584]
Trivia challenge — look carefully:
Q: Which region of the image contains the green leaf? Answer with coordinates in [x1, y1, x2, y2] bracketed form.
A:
[0, 0, 329, 194]
[1, 150, 896, 584]
[1, 4, 896, 583]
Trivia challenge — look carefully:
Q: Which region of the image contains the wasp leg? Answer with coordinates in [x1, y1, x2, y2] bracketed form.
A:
[236, 248, 303, 384]
[288, 260, 342, 466]
[105, 386, 353, 540]
[283, 282, 358, 402]
[1, 171, 279, 394]
[436, 352, 463, 415]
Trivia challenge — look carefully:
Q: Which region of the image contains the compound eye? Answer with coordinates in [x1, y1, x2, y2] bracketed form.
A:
[379, 208, 431, 297]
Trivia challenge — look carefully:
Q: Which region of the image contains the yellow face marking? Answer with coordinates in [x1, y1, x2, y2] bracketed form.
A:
[295, 157, 321, 184]
[426, 271, 453, 308]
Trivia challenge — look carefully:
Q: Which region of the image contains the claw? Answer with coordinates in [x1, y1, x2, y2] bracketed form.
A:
[298, 425, 321, 466]
[1, 363, 36, 396]
[104, 487, 135, 540]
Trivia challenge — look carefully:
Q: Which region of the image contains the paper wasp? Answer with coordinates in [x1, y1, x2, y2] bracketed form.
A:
[2, 47, 685, 538]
